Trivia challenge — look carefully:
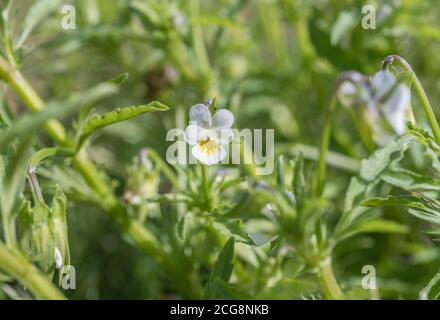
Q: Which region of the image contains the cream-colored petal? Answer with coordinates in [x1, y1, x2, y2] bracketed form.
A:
[192, 142, 226, 165]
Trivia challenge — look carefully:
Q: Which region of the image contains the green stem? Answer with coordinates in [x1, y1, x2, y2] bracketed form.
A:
[317, 71, 366, 197]
[0, 243, 66, 300]
[201, 164, 212, 210]
[27, 168, 45, 204]
[382, 55, 440, 144]
[318, 257, 344, 300]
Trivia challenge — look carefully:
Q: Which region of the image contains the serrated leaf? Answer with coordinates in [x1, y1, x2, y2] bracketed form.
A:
[211, 217, 254, 245]
[359, 135, 413, 182]
[77, 101, 169, 149]
[381, 168, 440, 191]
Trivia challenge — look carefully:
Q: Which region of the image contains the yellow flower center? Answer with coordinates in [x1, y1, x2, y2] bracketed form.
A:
[198, 137, 218, 155]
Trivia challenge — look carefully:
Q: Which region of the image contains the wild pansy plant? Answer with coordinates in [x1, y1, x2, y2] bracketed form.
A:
[1, 0, 440, 301]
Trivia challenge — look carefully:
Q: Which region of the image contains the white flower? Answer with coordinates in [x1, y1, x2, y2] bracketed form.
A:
[184, 104, 234, 165]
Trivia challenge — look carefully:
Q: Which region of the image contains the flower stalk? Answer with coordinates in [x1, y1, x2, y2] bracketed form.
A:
[382, 55, 440, 144]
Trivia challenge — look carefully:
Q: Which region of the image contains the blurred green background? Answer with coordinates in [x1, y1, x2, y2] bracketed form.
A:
[2, 0, 440, 299]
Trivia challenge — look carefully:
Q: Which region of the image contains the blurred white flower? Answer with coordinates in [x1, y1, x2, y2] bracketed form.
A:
[184, 104, 234, 165]
[367, 70, 411, 145]
[338, 70, 411, 145]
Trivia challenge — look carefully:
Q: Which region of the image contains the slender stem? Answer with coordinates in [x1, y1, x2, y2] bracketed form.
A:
[318, 256, 344, 300]
[382, 55, 440, 143]
[1, 206, 16, 248]
[201, 164, 212, 210]
[0, 243, 66, 300]
[317, 71, 367, 197]
[0, 56, 68, 145]
[27, 167, 45, 204]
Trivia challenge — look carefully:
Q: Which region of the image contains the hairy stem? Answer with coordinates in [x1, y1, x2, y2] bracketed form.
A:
[382, 55, 440, 144]
[0, 243, 66, 300]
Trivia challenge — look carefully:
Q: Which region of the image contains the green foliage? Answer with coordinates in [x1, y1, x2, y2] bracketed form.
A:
[0, 0, 440, 301]
[203, 237, 235, 299]
[76, 101, 169, 149]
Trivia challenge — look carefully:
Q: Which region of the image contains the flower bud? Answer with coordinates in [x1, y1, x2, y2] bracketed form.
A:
[124, 149, 160, 219]
[19, 187, 70, 281]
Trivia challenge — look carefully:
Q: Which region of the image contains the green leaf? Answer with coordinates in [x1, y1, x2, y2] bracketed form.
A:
[211, 217, 254, 245]
[381, 168, 440, 191]
[359, 135, 414, 182]
[0, 83, 116, 149]
[109, 72, 129, 85]
[203, 237, 235, 299]
[337, 136, 414, 240]
[256, 278, 317, 299]
[212, 278, 251, 299]
[14, 0, 64, 49]
[409, 209, 440, 225]
[29, 147, 74, 168]
[77, 101, 169, 149]
[330, 10, 359, 46]
[423, 273, 440, 300]
[353, 219, 409, 234]
[0, 135, 34, 219]
[363, 195, 428, 210]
